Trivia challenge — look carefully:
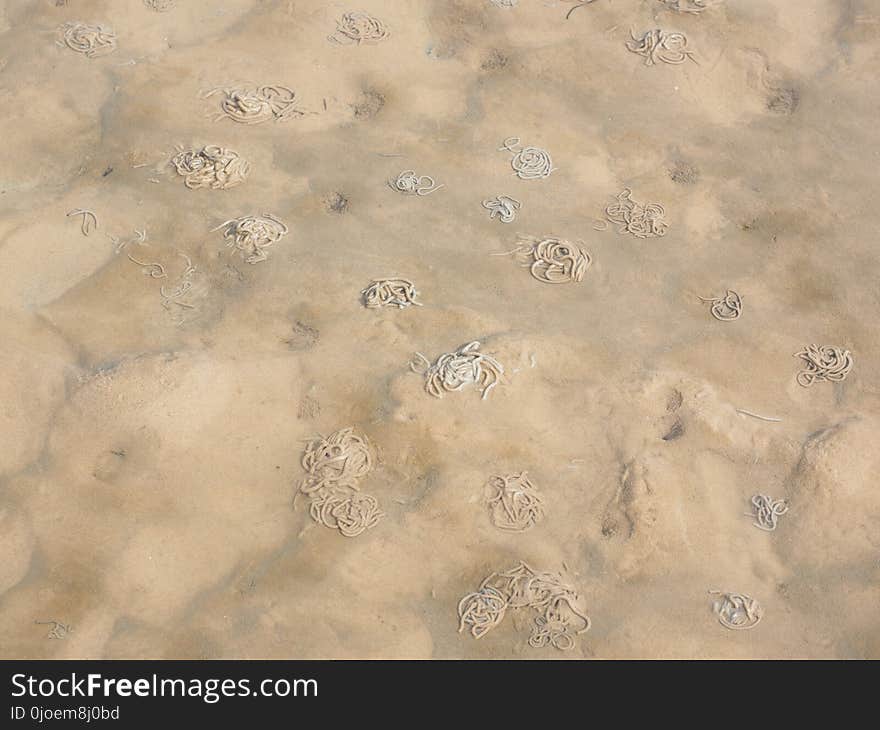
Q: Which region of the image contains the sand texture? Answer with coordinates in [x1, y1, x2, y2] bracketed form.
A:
[1, 0, 879, 659]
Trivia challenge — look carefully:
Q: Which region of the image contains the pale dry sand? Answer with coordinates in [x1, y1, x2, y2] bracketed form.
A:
[1, 0, 879, 659]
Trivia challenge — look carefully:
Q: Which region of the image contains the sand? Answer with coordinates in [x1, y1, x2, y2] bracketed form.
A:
[1, 0, 878, 659]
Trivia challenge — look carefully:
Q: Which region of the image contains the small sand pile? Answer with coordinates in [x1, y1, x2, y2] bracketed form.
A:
[605, 188, 669, 238]
[410, 341, 504, 400]
[699, 289, 742, 321]
[298, 427, 384, 538]
[709, 590, 763, 630]
[794, 345, 853, 387]
[389, 170, 444, 196]
[328, 12, 390, 45]
[496, 235, 591, 284]
[206, 86, 302, 124]
[171, 145, 250, 190]
[748, 494, 788, 532]
[482, 195, 521, 223]
[498, 137, 555, 180]
[58, 22, 117, 58]
[213, 213, 288, 264]
[626, 29, 695, 66]
[458, 561, 591, 650]
[486, 472, 545, 531]
[361, 278, 422, 309]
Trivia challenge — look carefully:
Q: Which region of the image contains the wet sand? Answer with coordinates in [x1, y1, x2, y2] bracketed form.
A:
[1, 0, 879, 658]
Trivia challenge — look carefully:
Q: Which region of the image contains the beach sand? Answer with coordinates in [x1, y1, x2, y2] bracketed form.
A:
[1, 0, 878, 658]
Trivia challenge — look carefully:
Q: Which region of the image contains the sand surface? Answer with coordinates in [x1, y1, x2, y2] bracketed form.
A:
[1, 0, 879, 659]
